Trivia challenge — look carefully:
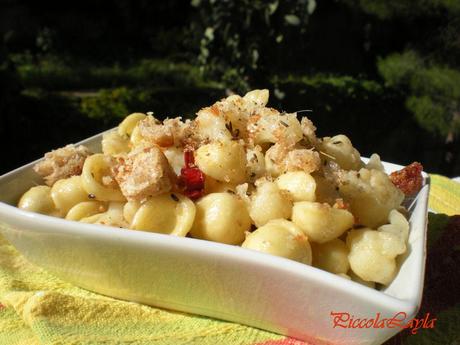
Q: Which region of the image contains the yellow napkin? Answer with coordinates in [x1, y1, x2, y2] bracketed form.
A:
[428, 174, 460, 216]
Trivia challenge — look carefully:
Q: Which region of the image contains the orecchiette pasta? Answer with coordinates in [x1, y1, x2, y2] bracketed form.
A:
[82, 154, 126, 202]
[118, 112, 147, 137]
[131, 193, 195, 236]
[190, 192, 251, 244]
[81, 202, 128, 228]
[66, 201, 107, 221]
[249, 181, 293, 228]
[19, 89, 420, 289]
[242, 219, 312, 265]
[275, 171, 316, 202]
[18, 185, 60, 216]
[195, 141, 247, 184]
[292, 201, 354, 243]
[51, 176, 91, 214]
[311, 239, 349, 274]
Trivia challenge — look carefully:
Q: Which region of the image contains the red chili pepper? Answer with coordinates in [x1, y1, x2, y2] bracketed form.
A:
[179, 150, 205, 200]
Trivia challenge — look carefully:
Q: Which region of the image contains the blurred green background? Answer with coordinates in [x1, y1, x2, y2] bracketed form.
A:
[1, 0, 459, 175]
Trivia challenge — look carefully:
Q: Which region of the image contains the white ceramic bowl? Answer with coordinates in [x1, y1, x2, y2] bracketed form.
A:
[0, 132, 429, 345]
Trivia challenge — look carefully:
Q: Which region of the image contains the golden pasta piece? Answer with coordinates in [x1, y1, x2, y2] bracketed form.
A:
[190, 192, 251, 244]
[347, 228, 406, 285]
[243, 219, 312, 265]
[321, 134, 362, 171]
[123, 200, 141, 224]
[82, 154, 125, 202]
[66, 201, 108, 221]
[118, 112, 147, 137]
[195, 141, 247, 184]
[292, 201, 354, 243]
[131, 193, 195, 237]
[275, 171, 316, 202]
[18, 185, 60, 216]
[243, 89, 269, 107]
[81, 202, 128, 228]
[51, 176, 90, 215]
[249, 181, 293, 227]
[312, 238, 349, 274]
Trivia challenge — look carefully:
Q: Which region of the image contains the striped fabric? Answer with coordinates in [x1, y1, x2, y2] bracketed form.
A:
[0, 175, 458, 345]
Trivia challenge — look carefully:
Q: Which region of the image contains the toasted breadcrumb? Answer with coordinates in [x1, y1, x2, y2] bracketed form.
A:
[284, 148, 321, 173]
[138, 116, 174, 147]
[300, 117, 318, 145]
[114, 145, 175, 201]
[33, 144, 92, 186]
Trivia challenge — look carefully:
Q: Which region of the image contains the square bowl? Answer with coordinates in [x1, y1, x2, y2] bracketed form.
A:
[0, 132, 429, 345]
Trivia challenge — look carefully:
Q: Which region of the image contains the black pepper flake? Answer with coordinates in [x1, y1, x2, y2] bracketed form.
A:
[333, 141, 342, 145]
[170, 193, 179, 202]
[335, 186, 339, 191]
[227, 189, 236, 194]
[88, 193, 96, 199]
[280, 121, 289, 127]
[250, 172, 256, 178]
[323, 160, 328, 166]
[357, 173, 361, 178]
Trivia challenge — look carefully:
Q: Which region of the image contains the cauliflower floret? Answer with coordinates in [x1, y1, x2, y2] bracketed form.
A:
[33, 144, 92, 186]
[377, 209, 410, 243]
[347, 228, 406, 285]
[337, 168, 404, 228]
[114, 145, 175, 201]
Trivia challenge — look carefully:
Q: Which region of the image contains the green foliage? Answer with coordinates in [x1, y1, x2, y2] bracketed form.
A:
[80, 87, 147, 121]
[192, 0, 316, 92]
[80, 86, 226, 124]
[345, 0, 460, 19]
[378, 51, 460, 137]
[12, 55, 222, 91]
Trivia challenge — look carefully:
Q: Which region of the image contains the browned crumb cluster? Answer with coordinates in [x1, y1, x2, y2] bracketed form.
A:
[33, 144, 92, 186]
[113, 145, 176, 201]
